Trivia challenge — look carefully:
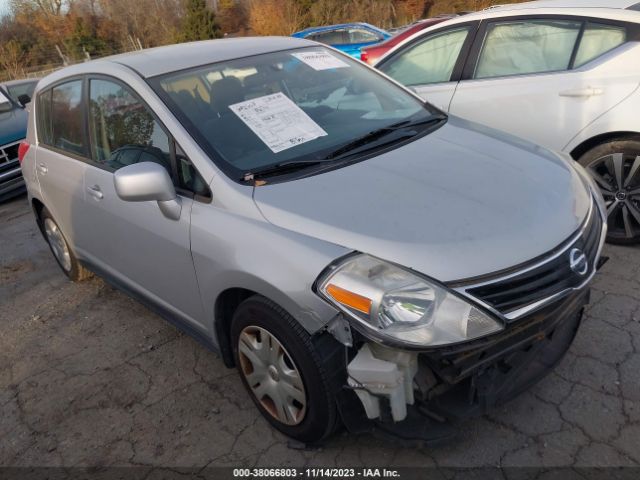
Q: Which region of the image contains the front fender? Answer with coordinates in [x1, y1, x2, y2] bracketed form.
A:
[190, 202, 349, 342]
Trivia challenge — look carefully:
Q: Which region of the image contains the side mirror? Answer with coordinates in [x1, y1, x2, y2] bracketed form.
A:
[17, 94, 31, 107]
[113, 161, 182, 220]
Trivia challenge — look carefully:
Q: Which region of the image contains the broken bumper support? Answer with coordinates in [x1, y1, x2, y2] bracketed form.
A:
[337, 288, 589, 442]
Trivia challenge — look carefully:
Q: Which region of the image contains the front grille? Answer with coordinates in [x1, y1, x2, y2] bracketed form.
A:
[0, 140, 20, 166]
[459, 203, 603, 318]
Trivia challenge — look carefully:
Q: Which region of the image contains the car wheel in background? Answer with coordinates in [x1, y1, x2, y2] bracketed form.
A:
[578, 139, 640, 245]
[40, 208, 92, 281]
[231, 295, 339, 443]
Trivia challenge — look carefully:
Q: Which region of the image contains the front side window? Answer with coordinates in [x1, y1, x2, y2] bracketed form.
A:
[574, 23, 626, 68]
[152, 46, 439, 180]
[88, 79, 172, 175]
[51, 80, 85, 155]
[379, 27, 471, 86]
[475, 20, 582, 79]
[348, 28, 381, 44]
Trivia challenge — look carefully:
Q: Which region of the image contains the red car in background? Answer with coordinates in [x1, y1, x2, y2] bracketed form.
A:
[360, 16, 456, 65]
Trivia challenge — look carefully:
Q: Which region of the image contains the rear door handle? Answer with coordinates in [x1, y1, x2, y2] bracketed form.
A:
[559, 87, 604, 98]
[37, 163, 48, 174]
[87, 184, 103, 200]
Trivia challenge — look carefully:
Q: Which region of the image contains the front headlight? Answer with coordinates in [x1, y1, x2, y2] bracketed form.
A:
[317, 254, 503, 348]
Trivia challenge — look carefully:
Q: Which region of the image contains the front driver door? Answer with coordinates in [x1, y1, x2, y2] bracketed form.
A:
[377, 23, 478, 111]
[76, 77, 205, 328]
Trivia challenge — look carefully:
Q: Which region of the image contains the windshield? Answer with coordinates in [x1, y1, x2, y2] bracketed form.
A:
[151, 46, 442, 180]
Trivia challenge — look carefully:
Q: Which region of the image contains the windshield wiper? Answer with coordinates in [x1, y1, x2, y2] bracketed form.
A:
[321, 113, 447, 161]
[242, 160, 332, 182]
[242, 113, 447, 182]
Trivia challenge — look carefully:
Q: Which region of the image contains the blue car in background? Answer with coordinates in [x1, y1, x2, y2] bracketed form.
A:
[0, 79, 38, 201]
[292, 23, 391, 58]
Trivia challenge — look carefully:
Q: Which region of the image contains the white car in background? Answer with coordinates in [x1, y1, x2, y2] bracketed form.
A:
[376, 0, 640, 244]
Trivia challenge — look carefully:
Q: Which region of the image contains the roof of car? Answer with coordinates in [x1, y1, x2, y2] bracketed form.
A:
[475, 0, 639, 13]
[61, 37, 318, 80]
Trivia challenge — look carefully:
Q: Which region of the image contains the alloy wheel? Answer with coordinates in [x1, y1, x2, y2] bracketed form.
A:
[44, 218, 72, 272]
[237, 325, 307, 426]
[587, 153, 640, 241]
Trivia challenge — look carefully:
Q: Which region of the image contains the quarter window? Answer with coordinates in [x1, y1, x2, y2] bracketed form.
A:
[380, 27, 471, 86]
[474, 20, 582, 79]
[574, 23, 626, 68]
[50, 80, 86, 155]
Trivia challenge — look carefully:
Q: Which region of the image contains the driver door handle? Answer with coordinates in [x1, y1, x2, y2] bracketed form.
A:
[87, 184, 103, 200]
[559, 87, 604, 98]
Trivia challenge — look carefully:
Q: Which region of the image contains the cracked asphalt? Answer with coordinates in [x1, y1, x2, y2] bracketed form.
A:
[2, 193, 640, 471]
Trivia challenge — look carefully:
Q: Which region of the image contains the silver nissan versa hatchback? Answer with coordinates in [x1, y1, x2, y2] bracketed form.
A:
[20, 37, 607, 444]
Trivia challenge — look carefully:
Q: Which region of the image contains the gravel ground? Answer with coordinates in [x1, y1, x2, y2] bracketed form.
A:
[1, 193, 640, 471]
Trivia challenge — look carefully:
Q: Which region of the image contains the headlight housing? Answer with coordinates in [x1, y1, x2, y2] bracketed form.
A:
[317, 254, 503, 348]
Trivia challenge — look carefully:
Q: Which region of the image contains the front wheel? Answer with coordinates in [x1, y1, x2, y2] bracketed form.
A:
[578, 139, 640, 245]
[230, 295, 338, 443]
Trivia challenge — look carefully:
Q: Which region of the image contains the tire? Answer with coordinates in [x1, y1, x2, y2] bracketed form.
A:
[578, 139, 640, 245]
[230, 295, 338, 443]
[40, 208, 92, 281]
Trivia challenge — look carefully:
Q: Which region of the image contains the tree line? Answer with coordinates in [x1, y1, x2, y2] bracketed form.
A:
[0, 0, 524, 81]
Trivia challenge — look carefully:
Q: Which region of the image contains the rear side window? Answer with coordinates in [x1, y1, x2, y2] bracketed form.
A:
[475, 20, 582, 79]
[574, 23, 626, 68]
[348, 28, 381, 44]
[380, 27, 471, 86]
[36, 89, 53, 145]
[43, 80, 86, 156]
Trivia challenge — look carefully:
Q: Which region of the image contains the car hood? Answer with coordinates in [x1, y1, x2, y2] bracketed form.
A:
[0, 107, 27, 146]
[253, 117, 592, 282]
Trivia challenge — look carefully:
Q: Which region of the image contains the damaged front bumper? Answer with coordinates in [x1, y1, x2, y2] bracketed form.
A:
[335, 287, 589, 442]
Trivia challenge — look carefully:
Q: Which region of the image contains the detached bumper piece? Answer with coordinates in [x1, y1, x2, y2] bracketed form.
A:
[339, 288, 589, 443]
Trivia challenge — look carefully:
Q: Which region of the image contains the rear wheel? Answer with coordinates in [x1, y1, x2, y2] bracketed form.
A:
[578, 140, 640, 245]
[40, 208, 92, 281]
[230, 295, 338, 443]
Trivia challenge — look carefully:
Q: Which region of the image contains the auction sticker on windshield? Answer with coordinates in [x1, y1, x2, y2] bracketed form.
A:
[229, 92, 327, 153]
[291, 51, 350, 71]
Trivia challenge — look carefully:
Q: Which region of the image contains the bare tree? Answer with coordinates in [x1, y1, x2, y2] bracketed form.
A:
[0, 40, 26, 79]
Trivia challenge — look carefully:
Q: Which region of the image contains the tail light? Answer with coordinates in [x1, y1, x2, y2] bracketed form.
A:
[18, 140, 30, 164]
[360, 50, 369, 63]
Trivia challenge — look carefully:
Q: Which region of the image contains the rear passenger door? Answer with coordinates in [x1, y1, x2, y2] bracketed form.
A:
[77, 77, 209, 327]
[449, 16, 635, 151]
[35, 79, 87, 246]
[377, 23, 478, 111]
